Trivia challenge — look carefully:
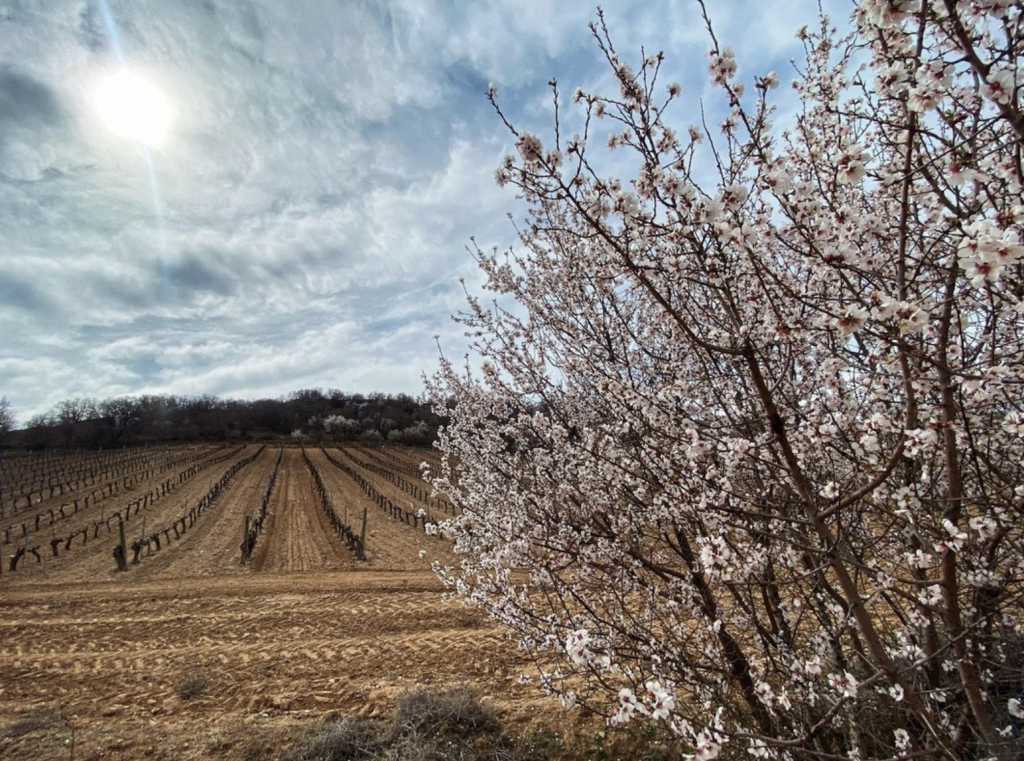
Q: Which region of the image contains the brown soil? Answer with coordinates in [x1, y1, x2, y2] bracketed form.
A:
[332, 448, 450, 526]
[251, 449, 354, 573]
[0, 448, 552, 761]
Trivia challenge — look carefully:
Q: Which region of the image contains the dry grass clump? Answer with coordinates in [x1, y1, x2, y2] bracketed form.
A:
[283, 686, 512, 761]
[177, 673, 210, 700]
[279, 684, 690, 761]
[0, 707, 58, 739]
[282, 716, 378, 761]
[391, 685, 500, 738]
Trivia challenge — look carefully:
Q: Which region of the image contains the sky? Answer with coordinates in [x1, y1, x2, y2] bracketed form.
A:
[0, 0, 849, 422]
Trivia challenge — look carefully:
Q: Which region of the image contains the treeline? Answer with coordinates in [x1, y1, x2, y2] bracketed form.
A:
[4, 389, 441, 450]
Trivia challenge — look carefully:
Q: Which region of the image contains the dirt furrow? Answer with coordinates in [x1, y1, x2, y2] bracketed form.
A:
[130, 448, 277, 580]
[0, 448, 257, 586]
[252, 449, 352, 573]
[0, 570, 542, 735]
[0, 450, 558, 761]
[334, 447, 450, 526]
[313, 449, 455, 571]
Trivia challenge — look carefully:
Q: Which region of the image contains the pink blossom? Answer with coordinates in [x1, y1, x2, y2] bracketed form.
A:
[707, 48, 737, 85]
[983, 67, 1017, 105]
[828, 672, 858, 698]
[434, 6, 1024, 755]
[515, 133, 543, 163]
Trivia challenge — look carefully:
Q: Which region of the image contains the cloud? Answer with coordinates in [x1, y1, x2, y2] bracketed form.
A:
[0, 275, 54, 313]
[0, 66, 66, 131]
[0, 0, 854, 422]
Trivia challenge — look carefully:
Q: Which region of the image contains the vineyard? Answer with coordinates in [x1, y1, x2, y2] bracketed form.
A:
[0, 444, 543, 761]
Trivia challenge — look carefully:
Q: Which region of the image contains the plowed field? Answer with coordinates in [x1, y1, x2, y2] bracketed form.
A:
[0, 445, 550, 761]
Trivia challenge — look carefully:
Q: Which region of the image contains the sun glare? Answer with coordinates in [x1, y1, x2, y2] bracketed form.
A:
[95, 70, 172, 147]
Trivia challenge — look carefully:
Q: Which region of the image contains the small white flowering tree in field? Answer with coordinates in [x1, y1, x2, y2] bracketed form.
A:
[0, 396, 15, 440]
[324, 414, 361, 441]
[428, 1, 1024, 759]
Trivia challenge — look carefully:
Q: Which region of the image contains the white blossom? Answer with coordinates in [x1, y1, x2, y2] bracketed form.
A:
[515, 132, 543, 163]
[894, 728, 911, 751]
[708, 47, 737, 85]
[434, 6, 1024, 755]
[646, 680, 676, 720]
[828, 672, 858, 698]
[983, 66, 1017, 105]
[835, 306, 869, 334]
[1009, 698, 1024, 720]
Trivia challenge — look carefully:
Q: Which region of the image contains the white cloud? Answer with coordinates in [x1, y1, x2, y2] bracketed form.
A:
[0, 0, 851, 422]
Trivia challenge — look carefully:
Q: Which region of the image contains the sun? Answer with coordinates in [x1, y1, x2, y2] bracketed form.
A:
[94, 70, 172, 147]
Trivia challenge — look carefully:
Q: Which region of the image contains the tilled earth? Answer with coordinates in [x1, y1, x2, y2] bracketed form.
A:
[0, 447, 553, 761]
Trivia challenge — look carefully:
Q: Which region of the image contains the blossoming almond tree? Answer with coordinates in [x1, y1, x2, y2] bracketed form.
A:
[427, 2, 1024, 759]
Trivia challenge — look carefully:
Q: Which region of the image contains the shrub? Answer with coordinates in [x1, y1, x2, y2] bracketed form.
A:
[284, 717, 376, 761]
[176, 674, 209, 700]
[391, 685, 499, 739]
[0, 707, 57, 739]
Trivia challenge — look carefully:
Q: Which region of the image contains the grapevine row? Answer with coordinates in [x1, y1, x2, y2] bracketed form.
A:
[117, 446, 265, 568]
[0, 446, 180, 511]
[342, 448, 457, 516]
[240, 449, 284, 562]
[320, 448, 435, 531]
[1, 445, 225, 518]
[301, 448, 365, 560]
[2, 445, 244, 546]
[2, 445, 247, 572]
